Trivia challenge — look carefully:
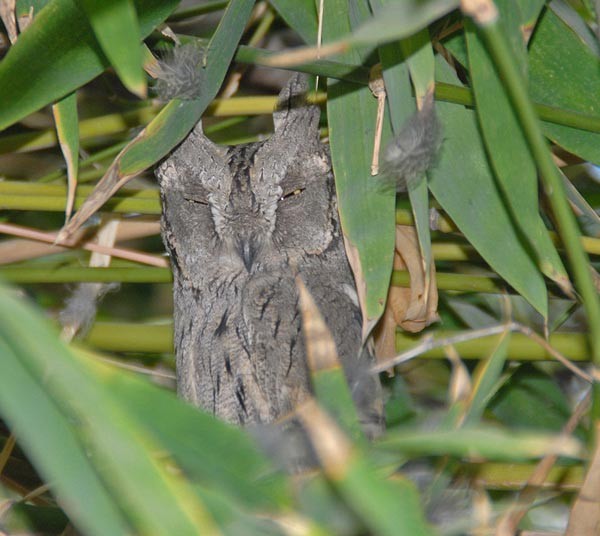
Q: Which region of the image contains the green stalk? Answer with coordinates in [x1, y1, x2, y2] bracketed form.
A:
[392, 270, 504, 293]
[467, 6, 600, 417]
[0, 181, 160, 214]
[0, 267, 170, 284]
[81, 321, 590, 361]
[395, 329, 589, 362]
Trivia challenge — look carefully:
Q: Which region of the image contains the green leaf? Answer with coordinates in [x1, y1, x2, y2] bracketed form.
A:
[518, 0, 546, 25]
[340, 465, 433, 536]
[16, 0, 51, 16]
[324, 0, 396, 327]
[0, 0, 178, 131]
[102, 366, 290, 511]
[269, 0, 317, 44]
[0, 335, 132, 535]
[529, 6, 600, 164]
[429, 59, 548, 315]
[378, 426, 581, 460]
[489, 365, 577, 433]
[465, 3, 569, 306]
[79, 0, 146, 98]
[0, 285, 219, 535]
[461, 330, 511, 426]
[60, 0, 256, 239]
[349, 0, 459, 47]
[52, 91, 79, 221]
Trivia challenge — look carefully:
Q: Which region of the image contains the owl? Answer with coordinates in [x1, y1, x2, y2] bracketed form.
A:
[156, 74, 383, 437]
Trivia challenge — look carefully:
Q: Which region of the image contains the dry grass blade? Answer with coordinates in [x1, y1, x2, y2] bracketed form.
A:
[261, 41, 348, 67]
[565, 419, 600, 535]
[56, 161, 141, 244]
[0, 0, 17, 44]
[295, 398, 352, 479]
[296, 277, 339, 371]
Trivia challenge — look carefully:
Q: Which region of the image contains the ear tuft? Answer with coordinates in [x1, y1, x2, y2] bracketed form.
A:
[272, 73, 321, 143]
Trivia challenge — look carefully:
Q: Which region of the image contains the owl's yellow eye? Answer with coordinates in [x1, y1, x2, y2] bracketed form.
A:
[280, 187, 305, 201]
[183, 194, 209, 206]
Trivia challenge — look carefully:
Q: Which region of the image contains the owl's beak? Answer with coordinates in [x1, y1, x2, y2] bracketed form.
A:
[237, 237, 258, 272]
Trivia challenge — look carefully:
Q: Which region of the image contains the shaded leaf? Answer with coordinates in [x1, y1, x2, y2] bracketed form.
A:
[466, 3, 569, 302]
[324, 0, 396, 330]
[429, 59, 548, 315]
[0, 0, 179, 131]
[269, 0, 317, 44]
[489, 365, 575, 433]
[529, 7, 600, 164]
[79, 0, 146, 98]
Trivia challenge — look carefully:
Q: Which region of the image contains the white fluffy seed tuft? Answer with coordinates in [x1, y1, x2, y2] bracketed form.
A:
[382, 92, 443, 192]
[154, 42, 205, 101]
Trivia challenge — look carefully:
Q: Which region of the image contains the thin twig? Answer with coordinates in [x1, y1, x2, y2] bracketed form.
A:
[0, 222, 167, 268]
[373, 321, 593, 384]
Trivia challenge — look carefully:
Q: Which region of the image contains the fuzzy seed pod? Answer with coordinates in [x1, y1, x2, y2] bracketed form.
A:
[382, 92, 443, 192]
[153, 42, 205, 101]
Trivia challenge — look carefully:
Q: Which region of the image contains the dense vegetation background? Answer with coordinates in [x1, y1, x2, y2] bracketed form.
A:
[1, 0, 600, 534]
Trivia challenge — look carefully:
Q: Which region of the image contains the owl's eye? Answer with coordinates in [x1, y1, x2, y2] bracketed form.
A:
[280, 187, 305, 201]
[184, 194, 209, 206]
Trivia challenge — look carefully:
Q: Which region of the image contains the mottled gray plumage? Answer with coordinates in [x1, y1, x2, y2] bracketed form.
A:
[156, 75, 383, 436]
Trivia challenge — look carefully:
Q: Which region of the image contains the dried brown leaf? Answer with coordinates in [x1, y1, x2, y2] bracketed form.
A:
[295, 398, 352, 479]
[374, 225, 439, 363]
[296, 277, 339, 372]
[566, 421, 600, 535]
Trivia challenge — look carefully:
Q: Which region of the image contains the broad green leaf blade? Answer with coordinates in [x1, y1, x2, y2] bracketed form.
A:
[0, 319, 132, 534]
[299, 402, 432, 536]
[324, 0, 395, 329]
[60, 0, 255, 240]
[0, 286, 220, 535]
[350, 0, 459, 46]
[0, 0, 178, 131]
[79, 0, 146, 98]
[378, 426, 581, 460]
[16, 0, 51, 15]
[269, 0, 317, 44]
[462, 330, 510, 426]
[102, 367, 291, 512]
[529, 7, 600, 164]
[51, 91, 79, 222]
[519, 0, 546, 25]
[489, 365, 577, 433]
[429, 59, 548, 315]
[465, 5, 569, 304]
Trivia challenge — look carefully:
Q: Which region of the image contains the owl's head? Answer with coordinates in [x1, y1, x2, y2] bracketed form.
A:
[157, 75, 335, 279]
